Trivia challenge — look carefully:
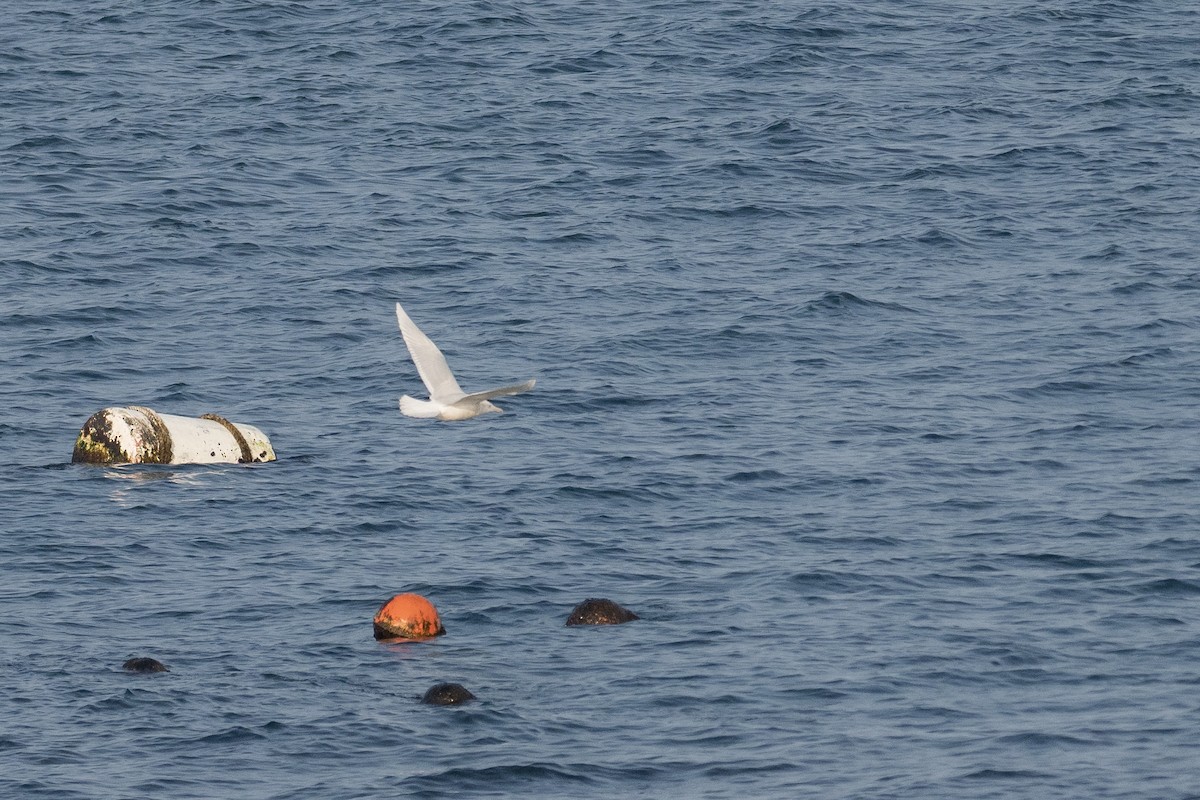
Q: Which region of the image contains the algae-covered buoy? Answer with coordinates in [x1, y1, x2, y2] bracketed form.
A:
[72, 406, 275, 465]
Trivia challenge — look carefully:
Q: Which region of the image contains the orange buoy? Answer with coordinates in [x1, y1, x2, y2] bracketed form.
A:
[373, 593, 446, 641]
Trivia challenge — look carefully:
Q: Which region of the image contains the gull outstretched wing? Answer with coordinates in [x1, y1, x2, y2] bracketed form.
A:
[460, 379, 536, 404]
[395, 302, 465, 403]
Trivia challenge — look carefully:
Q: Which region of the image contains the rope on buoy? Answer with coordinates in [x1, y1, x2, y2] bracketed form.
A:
[128, 405, 175, 464]
[201, 413, 254, 463]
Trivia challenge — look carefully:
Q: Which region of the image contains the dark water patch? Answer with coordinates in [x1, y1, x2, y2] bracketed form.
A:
[84, 689, 182, 713]
[956, 768, 1057, 782]
[1111, 280, 1160, 295]
[1132, 316, 1193, 331]
[32, 747, 87, 765]
[787, 571, 882, 595]
[914, 227, 969, 247]
[1002, 553, 1107, 570]
[1095, 612, 1186, 629]
[1106, 347, 1174, 366]
[1134, 578, 1200, 596]
[6, 135, 84, 151]
[644, 687, 744, 709]
[985, 144, 1088, 166]
[530, 48, 627, 74]
[128, 779, 212, 796]
[1011, 379, 1112, 398]
[1083, 243, 1125, 262]
[531, 230, 616, 246]
[779, 686, 847, 703]
[403, 762, 600, 791]
[185, 726, 270, 746]
[662, 202, 795, 220]
[724, 469, 787, 483]
[0, 48, 35, 63]
[739, 117, 815, 147]
[703, 760, 802, 778]
[802, 291, 917, 315]
[553, 483, 678, 502]
[0, 783, 90, 800]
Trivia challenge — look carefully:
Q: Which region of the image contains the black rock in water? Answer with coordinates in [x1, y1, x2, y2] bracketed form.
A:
[565, 598, 639, 626]
[421, 683, 475, 705]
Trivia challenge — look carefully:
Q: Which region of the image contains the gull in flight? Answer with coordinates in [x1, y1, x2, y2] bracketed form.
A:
[395, 302, 536, 420]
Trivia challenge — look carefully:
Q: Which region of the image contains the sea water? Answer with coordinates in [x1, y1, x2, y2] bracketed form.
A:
[2, 2, 1199, 797]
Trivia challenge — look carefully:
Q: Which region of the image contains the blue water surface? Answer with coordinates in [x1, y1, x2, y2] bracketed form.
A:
[2, 1, 1199, 798]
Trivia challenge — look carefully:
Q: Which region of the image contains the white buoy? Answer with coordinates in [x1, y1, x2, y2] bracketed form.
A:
[72, 406, 275, 465]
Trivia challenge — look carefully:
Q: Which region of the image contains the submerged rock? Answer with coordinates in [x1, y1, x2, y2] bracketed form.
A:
[565, 598, 639, 626]
[421, 683, 475, 705]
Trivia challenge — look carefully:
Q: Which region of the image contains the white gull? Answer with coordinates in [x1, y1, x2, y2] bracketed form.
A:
[394, 301, 535, 421]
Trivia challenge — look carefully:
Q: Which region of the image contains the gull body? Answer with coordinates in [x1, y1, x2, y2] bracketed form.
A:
[395, 302, 535, 421]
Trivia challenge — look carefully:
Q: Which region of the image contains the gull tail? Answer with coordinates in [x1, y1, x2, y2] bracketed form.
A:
[399, 396, 442, 419]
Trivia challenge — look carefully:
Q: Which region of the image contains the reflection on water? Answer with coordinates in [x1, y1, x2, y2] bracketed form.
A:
[103, 464, 223, 504]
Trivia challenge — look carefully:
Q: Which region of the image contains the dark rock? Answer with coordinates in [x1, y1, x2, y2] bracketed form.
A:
[565, 598, 639, 626]
[421, 683, 475, 705]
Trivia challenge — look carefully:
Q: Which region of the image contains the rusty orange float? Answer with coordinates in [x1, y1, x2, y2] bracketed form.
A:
[373, 593, 446, 641]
